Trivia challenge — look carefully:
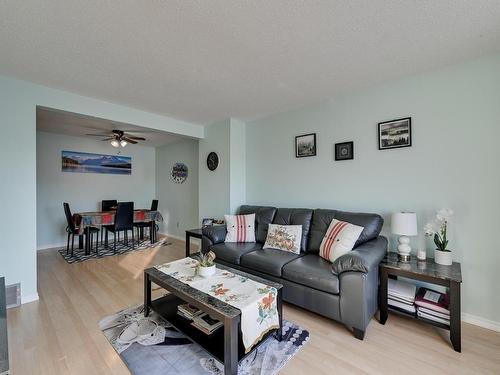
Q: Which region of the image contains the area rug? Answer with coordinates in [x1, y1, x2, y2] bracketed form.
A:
[58, 237, 172, 264]
[99, 304, 309, 375]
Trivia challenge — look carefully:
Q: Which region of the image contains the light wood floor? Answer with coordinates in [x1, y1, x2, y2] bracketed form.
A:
[7, 238, 500, 375]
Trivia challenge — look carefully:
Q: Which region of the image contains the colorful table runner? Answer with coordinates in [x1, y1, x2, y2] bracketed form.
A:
[155, 257, 279, 352]
[75, 210, 163, 235]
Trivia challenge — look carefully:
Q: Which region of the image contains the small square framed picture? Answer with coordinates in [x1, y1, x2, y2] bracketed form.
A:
[378, 117, 412, 150]
[295, 133, 317, 158]
[335, 141, 354, 161]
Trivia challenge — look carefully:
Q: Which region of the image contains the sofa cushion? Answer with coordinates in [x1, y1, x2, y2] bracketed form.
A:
[307, 209, 383, 254]
[263, 224, 302, 254]
[210, 242, 263, 265]
[240, 248, 302, 277]
[224, 213, 256, 243]
[319, 219, 364, 263]
[282, 254, 340, 294]
[239, 205, 277, 243]
[272, 208, 313, 252]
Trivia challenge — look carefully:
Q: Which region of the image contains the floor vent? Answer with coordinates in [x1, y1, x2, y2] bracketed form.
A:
[5, 283, 20, 309]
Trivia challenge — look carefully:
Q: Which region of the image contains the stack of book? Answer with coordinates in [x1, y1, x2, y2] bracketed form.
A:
[191, 313, 223, 335]
[388, 279, 417, 314]
[415, 287, 450, 326]
[177, 304, 204, 321]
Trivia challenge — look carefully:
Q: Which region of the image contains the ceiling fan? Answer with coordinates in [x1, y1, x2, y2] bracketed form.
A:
[85, 129, 146, 148]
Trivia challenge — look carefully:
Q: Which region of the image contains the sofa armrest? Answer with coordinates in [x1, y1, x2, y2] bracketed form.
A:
[202, 225, 227, 246]
[332, 236, 388, 274]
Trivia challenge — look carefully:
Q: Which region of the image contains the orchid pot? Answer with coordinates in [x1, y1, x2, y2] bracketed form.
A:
[434, 249, 452, 266]
[424, 208, 454, 266]
[198, 250, 217, 277]
[198, 264, 216, 277]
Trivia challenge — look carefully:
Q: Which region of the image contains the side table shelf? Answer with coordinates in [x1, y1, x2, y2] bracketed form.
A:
[379, 253, 462, 352]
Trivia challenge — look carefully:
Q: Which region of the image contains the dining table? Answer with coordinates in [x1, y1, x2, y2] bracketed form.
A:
[74, 209, 163, 254]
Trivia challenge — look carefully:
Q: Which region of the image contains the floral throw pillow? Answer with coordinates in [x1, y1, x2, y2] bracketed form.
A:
[224, 214, 256, 243]
[319, 219, 364, 263]
[263, 224, 302, 254]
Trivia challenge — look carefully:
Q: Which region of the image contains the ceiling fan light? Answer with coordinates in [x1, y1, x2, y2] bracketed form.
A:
[111, 139, 119, 147]
[120, 140, 128, 147]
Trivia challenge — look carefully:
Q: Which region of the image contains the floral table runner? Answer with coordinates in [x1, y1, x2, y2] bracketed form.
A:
[75, 210, 163, 235]
[155, 257, 279, 352]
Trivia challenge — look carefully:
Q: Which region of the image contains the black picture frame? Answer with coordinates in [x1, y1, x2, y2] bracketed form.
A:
[378, 117, 412, 150]
[335, 141, 354, 161]
[295, 133, 317, 158]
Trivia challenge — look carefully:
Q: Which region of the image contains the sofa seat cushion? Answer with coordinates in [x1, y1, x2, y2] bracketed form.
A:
[282, 255, 340, 294]
[210, 242, 263, 265]
[240, 249, 302, 277]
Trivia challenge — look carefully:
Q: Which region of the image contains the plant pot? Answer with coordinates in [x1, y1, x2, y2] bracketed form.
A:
[198, 264, 216, 277]
[434, 249, 452, 266]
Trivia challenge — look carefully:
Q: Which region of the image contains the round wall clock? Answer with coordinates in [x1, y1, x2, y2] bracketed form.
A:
[171, 162, 188, 183]
[207, 152, 219, 171]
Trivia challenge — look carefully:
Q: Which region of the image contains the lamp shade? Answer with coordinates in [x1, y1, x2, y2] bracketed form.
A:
[391, 212, 417, 236]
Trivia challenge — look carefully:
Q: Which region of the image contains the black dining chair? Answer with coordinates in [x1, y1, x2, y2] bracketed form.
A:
[105, 202, 134, 253]
[134, 199, 159, 243]
[63, 202, 99, 256]
[101, 199, 118, 243]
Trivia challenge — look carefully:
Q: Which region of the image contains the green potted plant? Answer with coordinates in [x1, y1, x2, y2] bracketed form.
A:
[424, 208, 453, 265]
[198, 251, 217, 277]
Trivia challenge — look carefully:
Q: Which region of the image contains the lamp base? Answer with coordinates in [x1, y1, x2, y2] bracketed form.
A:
[398, 253, 411, 262]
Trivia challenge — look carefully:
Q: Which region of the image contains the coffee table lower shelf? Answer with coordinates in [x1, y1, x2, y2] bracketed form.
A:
[150, 294, 277, 365]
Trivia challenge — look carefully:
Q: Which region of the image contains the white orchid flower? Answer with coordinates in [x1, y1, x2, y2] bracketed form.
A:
[424, 222, 437, 236]
[436, 208, 453, 222]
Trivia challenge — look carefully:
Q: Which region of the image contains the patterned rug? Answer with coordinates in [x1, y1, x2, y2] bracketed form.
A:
[58, 237, 172, 264]
[99, 304, 309, 375]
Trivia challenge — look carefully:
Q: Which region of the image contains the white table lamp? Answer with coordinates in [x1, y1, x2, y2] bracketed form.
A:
[391, 212, 417, 262]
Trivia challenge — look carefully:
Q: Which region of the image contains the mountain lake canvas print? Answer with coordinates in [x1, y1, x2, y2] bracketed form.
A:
[62, 151, 132, 175]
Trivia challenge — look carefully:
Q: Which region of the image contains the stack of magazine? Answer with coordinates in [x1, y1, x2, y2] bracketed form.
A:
[388, 279, 417, 314]
[176, 304, 223, 335]
[177, 304, 204, 321]
[415, 287, 450, 326]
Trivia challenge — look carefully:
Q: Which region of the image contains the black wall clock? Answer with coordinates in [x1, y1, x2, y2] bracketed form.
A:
[207, 152, 219, 171]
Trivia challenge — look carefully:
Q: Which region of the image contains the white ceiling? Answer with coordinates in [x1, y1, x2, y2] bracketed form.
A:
[36, 107, 185, 147]
[2, 1, 500, 125]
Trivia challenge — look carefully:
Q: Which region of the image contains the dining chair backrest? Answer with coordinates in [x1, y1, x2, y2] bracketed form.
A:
[151, 199, 159, 211]
[102, 199, 118, 212]
[114, 202, 134, 231]
[63, 202, 77, 234]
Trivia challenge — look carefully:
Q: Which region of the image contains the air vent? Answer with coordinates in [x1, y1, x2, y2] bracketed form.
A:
[5, 283, 20, 309]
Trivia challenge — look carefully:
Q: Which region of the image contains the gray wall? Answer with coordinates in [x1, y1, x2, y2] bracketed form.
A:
[36, 131, 156, 248]
[156, 140, 199, 237]
[246, 53, 500, 326]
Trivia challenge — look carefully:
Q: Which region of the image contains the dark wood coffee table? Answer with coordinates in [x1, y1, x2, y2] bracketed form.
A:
[144, 262, 283, 375]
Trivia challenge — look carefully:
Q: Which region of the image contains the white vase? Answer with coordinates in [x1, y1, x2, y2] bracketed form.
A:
[198, 264, 216, 277]
[434, 249, 452, 266]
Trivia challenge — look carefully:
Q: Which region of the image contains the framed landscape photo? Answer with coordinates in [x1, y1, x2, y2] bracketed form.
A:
[378, 117, 412, 150]
[335, 141, 354, 161]
[295, 133, 317, 158]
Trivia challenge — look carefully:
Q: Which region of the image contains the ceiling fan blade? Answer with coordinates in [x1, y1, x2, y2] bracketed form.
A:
[101, 137, 114, 141]
[122, 137, 138, 144]
[86, 133, 111, 136]
[123, 134, 146, 140]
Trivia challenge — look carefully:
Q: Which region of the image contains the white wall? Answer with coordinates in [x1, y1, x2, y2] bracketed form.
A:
[156, 140, 199, 238]
[0, 75, 204, 303]
[36, 131, 156, 248]
[246, 53, 500, 326]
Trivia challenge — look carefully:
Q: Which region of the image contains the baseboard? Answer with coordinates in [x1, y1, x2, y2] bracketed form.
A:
[37, 242, 65, 251]
[462, 312, 500, 332]
[21, 292, 39, 305]
[160, 232, 200, 246]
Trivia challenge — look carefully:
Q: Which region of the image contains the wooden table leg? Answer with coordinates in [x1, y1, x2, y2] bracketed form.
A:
[78, 234, 84, 249]
[276, 288, 283, 341]
[449, 280, 461, 352]
[224, 315, 239, 375]
[144, 272, 151, 317]
[185, 232, 190, 257]
[379, 267, 388, 325]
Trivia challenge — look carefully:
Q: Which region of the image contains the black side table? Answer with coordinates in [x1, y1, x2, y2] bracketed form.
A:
[379, 253, 462, 352]
[185, 228, 203, 257]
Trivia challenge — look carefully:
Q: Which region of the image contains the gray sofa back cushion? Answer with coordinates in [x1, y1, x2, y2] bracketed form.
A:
[307, 209, 384, 254]
[272, 208, 313, 252]
[238, 205, 277, 243]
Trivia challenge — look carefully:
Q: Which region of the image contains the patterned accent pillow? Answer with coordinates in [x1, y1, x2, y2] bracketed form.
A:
[263, 224, 302, 254]
[319, 219, 364, 263]
[224, 214, 256, 243]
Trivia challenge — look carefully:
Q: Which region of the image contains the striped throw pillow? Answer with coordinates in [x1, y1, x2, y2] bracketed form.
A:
[224, 214, 256, 243]
[319, 219, 364, 263]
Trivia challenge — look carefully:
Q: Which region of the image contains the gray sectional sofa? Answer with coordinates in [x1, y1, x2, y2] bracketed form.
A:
[202, 205, 388, 339]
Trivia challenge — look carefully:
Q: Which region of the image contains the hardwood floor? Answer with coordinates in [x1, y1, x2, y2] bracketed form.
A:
[7, 238, 500, 374]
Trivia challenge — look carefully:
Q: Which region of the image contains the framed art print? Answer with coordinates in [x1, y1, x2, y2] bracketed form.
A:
[378, 117, 412, 150]
[335, 141, 353, 161]
[295, 133, 317, 158]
